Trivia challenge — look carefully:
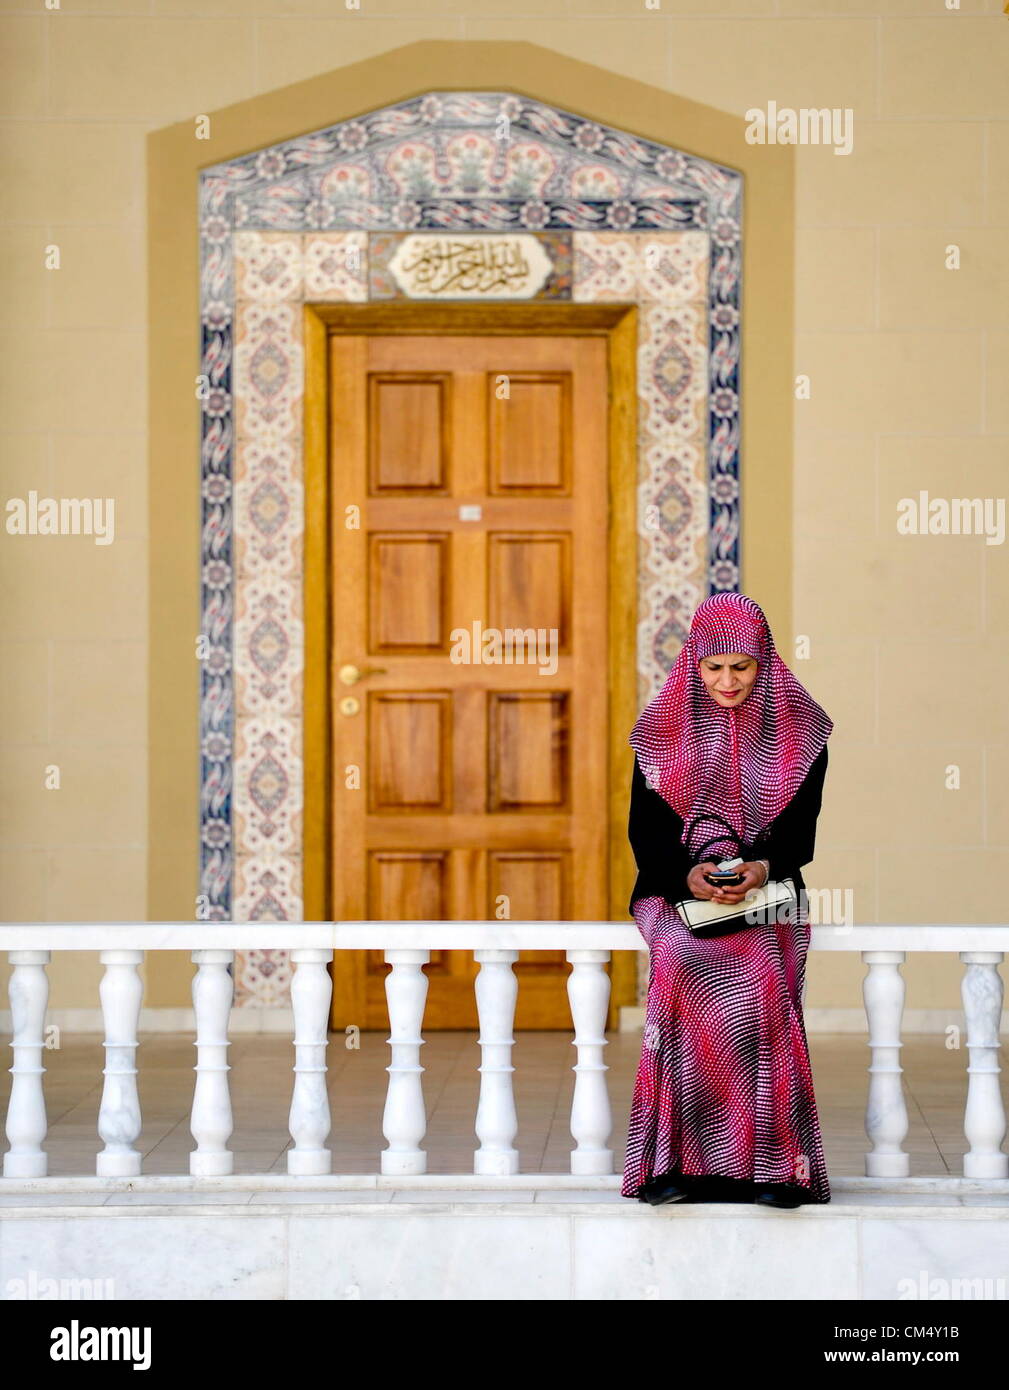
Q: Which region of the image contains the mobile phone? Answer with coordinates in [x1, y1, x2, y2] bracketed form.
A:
[703, 856, 745, 887]
[705, 870, 744, 887]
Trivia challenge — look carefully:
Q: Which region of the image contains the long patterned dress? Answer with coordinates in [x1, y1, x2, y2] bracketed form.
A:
[620, 746, 831, 1203]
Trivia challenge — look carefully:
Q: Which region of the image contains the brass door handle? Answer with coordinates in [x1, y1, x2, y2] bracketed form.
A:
[338, 663, 388, 686]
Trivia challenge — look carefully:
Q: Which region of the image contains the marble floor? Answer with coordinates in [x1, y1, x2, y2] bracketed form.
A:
[2, 1029, 1001, 1181]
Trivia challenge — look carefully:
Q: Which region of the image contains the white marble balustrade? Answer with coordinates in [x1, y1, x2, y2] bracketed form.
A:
[1, 923, 1007, 1186]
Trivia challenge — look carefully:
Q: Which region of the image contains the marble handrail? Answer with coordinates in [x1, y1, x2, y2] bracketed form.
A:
[0, 923, 1008, 949]
[2, 923, 1007, 1184]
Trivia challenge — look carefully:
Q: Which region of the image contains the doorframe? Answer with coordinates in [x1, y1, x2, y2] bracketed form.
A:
[302, 302, 640, 1026]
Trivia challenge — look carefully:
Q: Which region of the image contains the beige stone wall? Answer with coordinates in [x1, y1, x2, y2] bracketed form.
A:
[1, 5, 1005, 1015]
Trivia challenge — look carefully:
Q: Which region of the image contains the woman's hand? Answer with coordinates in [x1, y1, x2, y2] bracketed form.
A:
[687, 861, 767, 904]
[686, 863, 720, 900]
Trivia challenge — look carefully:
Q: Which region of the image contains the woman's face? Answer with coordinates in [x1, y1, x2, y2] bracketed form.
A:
[698, 652, 759, 708]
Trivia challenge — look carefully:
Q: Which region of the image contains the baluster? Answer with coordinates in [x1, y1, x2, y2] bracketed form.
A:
[473, 949, 519, 1176]
[4, 950, 50, 1177]
[862, 949, 909, 1177]
[960, 951, 1008, 1179]
[288, 948, 333, 1176]
[190, 949, 234, 1176]
[97, 949, 144, 1177]
[381, 948, 428, 1176]
[566, 949, 613, 1175]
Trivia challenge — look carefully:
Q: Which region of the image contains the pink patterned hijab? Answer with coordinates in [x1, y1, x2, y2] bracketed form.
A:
[629, 593, 833, 860]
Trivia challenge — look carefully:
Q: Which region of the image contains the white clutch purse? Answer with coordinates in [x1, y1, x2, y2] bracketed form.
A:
[674, 876, 799, 938]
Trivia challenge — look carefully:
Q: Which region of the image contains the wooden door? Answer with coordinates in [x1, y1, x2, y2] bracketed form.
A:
[327, 332, 610, 1029]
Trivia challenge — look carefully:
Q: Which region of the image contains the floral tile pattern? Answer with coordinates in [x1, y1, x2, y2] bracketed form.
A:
[303, 232, 368, 301]
[198, 91, 742, 1004]
[234, 231, 304, 302]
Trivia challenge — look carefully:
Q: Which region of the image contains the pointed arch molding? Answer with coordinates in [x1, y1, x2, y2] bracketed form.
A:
[147, 42, 794, 1008]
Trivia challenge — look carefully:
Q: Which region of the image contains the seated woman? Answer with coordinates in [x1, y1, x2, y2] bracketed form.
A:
[620, 592, 832, 1209]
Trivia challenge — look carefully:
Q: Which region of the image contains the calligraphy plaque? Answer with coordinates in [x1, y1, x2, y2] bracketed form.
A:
[386, 234, 554, 300]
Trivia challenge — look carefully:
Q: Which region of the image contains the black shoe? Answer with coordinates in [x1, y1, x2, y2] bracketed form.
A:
[640, 1174, 691, 1206]
[754, 1183, 805, 1209]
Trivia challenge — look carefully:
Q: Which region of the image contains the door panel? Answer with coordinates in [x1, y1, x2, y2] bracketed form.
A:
[328, 333, 609, 1029]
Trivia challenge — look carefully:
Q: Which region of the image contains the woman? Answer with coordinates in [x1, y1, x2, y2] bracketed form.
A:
[621, 592, 832, 1209]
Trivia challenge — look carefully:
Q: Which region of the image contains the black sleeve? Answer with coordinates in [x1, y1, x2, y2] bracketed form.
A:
[627, 754, 695, 915]
[750, 744, 829, 881]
